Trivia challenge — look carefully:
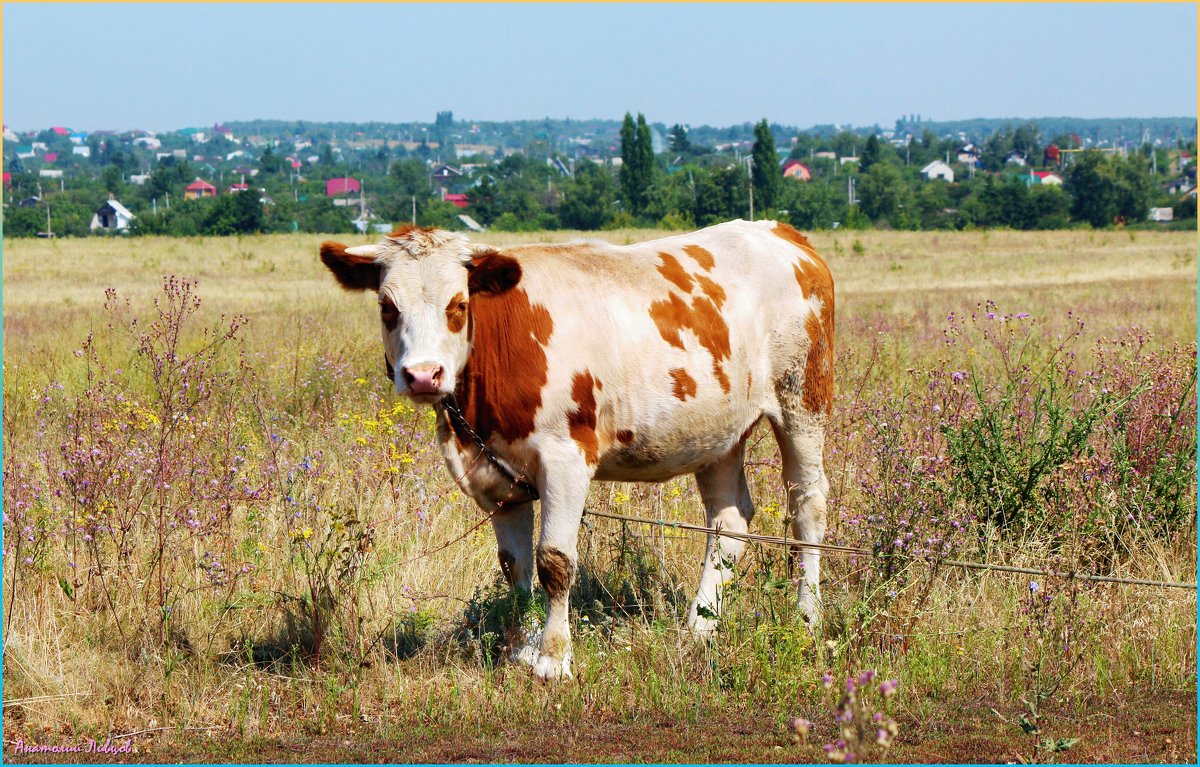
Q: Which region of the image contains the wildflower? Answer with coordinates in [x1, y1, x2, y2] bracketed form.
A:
[879, 679, 899, 697]
[1029, 581, 1039, 593]
[300, 527, 314, 540]
[822, 672, 833, 688]
[787, 716, 811, 744]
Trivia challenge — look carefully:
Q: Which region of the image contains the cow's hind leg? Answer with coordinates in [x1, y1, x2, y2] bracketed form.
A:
[491, 502, 540, 666]
[688, 438, 755, 636]
[767, 408, 829, 628]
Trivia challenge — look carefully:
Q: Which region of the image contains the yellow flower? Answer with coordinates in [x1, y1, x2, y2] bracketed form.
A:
[354, 377, 367, 386]
[614, 491, 630, 505]
[300, 527, 313, 540]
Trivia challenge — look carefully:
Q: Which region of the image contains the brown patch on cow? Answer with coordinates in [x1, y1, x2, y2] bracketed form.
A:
[320, 241, 381, 291]
[388, 224, 436, 239]
[694, 274, 726, 309]
[774, 222, 836, 416]
[468, 250, 524, 296]
[649, 293, 732, 394]
[567, 371, 600, 465]
[444, 292, 468, 333]
[380, 295, 399, 331]
[656, 252, 695, 293]
[682, 244, 715, 271]
[616, 429, 635, 445]
[792, 264, 836, 417]
[746, 371, 753, 397]
[802, 309, 835, 416]
[536, 547, 575, 598]
[771, 222, 816, 253]
[455, 286, 554, 444]
[668, 368, 697, 401]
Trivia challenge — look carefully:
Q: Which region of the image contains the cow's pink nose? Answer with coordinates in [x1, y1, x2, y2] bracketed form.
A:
[402, 364, 444, 394]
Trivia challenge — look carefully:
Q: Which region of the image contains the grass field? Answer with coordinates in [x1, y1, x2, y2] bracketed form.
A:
[2, 227, 1197, 763]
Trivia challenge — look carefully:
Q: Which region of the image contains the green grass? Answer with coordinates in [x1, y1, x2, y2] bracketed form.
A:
[2, 228, 1196, 763]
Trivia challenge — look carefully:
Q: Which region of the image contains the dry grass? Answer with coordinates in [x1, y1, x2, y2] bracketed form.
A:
[2, 227, 1196, 762]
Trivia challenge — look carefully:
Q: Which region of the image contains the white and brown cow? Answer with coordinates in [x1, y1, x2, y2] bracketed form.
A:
[320, 219, 833, 680]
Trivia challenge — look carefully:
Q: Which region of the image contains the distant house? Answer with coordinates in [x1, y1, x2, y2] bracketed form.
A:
[184, 178, 218, 199]
[226, 182, 251, 194]
[1, 172, 9, 187]
[39, 169, 63, 179]
[839, 156, 860, 167]
[432, 164, 462, 183]
[920, 160, 955, 182]
[43, 153, 58, 164]
[90, 199, 136, 232]
[73, 146, 92, 158]
[17, 196, 42, 208]
[813, 151, 837, 161]
[1178, 152, 1192, 172]
[1031, 171, 1063, 186]
[50, 126, 70, 137]
[781, 159, 812, 181]
[325, 177, 361, 197]
[956, 144, 982, 165]
[1005, 149, 1027, 166]
[444, 193, 470, 208]
[129, 174, 151, 186]
[1165, 177, 1191, 195]
[1149, 207, 1174, 223]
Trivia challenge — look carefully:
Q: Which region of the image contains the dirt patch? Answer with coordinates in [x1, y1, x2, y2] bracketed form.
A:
[6, 691, 1193, 764]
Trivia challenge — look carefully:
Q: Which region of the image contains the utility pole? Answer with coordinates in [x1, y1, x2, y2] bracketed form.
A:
[411, 195, 416, 225]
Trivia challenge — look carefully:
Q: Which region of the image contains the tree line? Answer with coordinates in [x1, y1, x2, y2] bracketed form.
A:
[3, 117, 1194, 237]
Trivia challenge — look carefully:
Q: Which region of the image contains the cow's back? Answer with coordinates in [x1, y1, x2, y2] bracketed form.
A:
[471, 220, 832, 482]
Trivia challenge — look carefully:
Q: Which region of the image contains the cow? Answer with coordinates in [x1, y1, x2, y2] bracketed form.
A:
[319, 219, 834, 680]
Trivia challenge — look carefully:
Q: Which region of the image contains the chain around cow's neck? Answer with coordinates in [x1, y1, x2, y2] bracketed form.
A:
[441, 395, 540, 502]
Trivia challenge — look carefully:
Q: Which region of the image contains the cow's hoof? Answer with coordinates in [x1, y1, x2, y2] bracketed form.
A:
[533, 653, 572, 682]
[511, 639, 541, 668]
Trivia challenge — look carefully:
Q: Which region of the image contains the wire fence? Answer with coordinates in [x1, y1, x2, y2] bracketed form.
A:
[581, 508, 1199, 591]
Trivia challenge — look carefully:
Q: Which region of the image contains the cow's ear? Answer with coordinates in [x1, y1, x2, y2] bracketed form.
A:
[321, 241, 381, 291]
[467, 250, 522, 296]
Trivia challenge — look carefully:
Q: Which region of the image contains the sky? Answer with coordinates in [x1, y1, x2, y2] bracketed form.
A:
[2, 3, 1196, 133]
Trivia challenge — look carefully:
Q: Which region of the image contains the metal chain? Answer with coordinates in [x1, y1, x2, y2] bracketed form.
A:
[441, 395, 540, 501]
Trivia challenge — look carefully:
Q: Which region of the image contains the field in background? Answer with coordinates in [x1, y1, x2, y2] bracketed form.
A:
[2, 228, 1196, 763]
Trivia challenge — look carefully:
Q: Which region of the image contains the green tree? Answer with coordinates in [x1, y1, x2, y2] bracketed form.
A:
[751, 118, 780, 211]
[858, 162, 910, 224]
[1065, 150, 1119, 227]
[619, 112, 655, 217]
[559, 162, 617, 230]
[668, 124, 691, 155]
[859, 134, 883, 174]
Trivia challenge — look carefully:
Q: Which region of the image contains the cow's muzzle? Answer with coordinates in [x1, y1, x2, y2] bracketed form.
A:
[401, 363, 445, 396]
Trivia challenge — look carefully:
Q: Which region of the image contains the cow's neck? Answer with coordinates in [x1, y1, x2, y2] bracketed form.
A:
[450, 285, 552, 447]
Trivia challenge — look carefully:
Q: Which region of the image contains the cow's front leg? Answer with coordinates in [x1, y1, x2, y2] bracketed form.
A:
[491, 501, 541, 666]
[532, 452, 591, 681]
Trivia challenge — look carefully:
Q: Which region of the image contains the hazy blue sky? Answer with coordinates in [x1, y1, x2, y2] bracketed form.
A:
[3, 3, 1196, 132]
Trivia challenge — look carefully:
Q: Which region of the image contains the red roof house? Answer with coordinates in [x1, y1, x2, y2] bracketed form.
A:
[184, 178, 218, 199]
[44, 153, 58, 164]
[781, 159, 812, 181]
[50, 126, 70, 136]
[444, 193, 469, 209]
[227, 182, 251, 193]
[2, 173, 10, 188]
[326, 177, 361, 197]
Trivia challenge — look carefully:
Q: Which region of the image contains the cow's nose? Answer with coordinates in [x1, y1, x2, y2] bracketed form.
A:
[402, 364, 444, 394]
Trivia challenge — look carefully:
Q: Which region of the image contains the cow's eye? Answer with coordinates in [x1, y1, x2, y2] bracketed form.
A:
[380, 298, 399, 328]
[457, 301, 468, 313]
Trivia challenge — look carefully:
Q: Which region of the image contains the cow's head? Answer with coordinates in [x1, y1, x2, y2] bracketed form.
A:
[320, 226, 521, 402]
